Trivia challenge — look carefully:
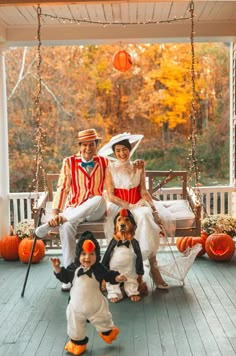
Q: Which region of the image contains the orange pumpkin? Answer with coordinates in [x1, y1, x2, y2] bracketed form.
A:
[176, 236, 206, 257]
[201, 230, 209, 241]
[18, 238, 45, 264]
[205, 233, 235, 261]
[0, 235, 21, 261]
[112, 50, 132, 72]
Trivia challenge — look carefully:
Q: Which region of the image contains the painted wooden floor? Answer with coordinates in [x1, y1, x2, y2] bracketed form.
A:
[1, 250, 236, 356]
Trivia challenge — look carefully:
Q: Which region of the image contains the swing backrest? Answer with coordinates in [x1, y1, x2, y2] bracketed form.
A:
[35, 170, 201, 236]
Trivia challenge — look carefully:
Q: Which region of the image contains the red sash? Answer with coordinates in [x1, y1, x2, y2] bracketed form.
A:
[114, 186, 141, 204]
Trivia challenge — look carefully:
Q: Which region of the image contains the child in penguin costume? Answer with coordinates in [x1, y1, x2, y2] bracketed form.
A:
[102, 208, 144, 303]
[51, 231, 127, 356]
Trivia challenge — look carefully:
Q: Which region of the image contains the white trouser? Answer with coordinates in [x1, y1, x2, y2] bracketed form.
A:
[60, 196, 106, 267]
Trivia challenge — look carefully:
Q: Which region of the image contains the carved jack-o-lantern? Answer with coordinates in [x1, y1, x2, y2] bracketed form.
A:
[205, 233, 235, 261]
[18, 238, 45, 264]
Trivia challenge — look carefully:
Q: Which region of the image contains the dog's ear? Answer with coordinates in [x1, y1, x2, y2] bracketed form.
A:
[113, 231, 122, 240]
[127, 210, 137, 230]
[113, 214, 119, 233]
[129, 223, 137, 238]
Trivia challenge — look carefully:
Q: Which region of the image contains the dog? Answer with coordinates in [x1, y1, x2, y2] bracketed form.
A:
[113, 209, 137, 241]
[102, 208, 147, 302]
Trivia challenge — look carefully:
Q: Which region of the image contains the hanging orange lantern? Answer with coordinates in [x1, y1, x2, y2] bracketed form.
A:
[112, 50, 132, 72]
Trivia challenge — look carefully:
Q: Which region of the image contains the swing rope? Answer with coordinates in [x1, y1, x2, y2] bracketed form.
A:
[187, 0, 202, 211]
[31, 4, 47, 212]
[21, 5, 47, 297]
[157, 0, 203, 284]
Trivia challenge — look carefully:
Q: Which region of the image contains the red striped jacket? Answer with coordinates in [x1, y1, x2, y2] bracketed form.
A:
[52, 154, 109, 211]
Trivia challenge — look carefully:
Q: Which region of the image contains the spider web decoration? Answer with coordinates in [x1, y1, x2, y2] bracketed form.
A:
[158, 241, 202, 284]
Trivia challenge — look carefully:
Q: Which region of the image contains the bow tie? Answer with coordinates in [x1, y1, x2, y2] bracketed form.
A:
[81, 161, 94, 168]
[77, 267, 93, 278]
[117, 240, 130, 248]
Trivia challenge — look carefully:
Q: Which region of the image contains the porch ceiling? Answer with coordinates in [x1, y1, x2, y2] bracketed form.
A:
[0, 0, 236, 46]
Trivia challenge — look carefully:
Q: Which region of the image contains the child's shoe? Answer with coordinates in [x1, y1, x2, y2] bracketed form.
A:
[65, 340, 86, 355]
[99, 326, 119, 344]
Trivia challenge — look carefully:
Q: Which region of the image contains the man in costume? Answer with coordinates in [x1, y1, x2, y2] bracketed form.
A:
[36, 128, 109, 290]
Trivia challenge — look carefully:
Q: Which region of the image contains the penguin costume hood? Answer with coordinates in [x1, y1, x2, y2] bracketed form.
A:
[75, 231, 101, 263]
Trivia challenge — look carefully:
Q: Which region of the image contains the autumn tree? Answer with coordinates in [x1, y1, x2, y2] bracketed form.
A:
[5, 42, 229, 191]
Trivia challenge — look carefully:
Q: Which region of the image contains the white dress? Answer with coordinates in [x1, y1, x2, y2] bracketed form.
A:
[105, 160, 174, 261]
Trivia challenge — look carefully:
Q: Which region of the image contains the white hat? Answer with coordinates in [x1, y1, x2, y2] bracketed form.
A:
[98, 132, 143, 159]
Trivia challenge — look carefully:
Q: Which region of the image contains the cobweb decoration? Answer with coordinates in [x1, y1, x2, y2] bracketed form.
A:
[158, 243, 202, 285]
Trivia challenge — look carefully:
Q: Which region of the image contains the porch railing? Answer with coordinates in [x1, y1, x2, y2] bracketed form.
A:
[9, 185, 235, 228]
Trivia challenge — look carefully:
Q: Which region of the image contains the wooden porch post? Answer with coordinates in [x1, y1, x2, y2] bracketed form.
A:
[0, 46, 10, 239]
[230, 42, 236, 217]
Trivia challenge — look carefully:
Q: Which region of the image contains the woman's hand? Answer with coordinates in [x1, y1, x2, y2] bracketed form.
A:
[133, 159, 144, 170]
[153, 211, 162, 225]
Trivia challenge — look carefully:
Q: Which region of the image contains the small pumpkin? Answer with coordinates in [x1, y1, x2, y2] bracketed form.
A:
[201, 230, 209, 241]
[18, 238, 45, 264]
[176, 236, 206, 257]
[205, 233, 235, 261]
[0, 235, 21, 261]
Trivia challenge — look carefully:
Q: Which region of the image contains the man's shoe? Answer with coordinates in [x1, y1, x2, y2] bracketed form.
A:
[35, 223, 51, 238]
[61, 282, 71, 292]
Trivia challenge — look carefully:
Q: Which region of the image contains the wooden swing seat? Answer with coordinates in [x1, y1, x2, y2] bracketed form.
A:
[32, 171, 201, 249]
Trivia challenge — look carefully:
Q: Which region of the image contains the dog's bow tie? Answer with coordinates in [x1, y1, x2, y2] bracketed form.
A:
[117, 240, 130, 248]
[81, 161, 94, 168]
[77, 267, 93, 278]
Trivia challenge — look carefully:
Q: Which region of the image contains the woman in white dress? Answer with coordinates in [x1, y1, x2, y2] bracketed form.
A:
[102, 134, 170, 289]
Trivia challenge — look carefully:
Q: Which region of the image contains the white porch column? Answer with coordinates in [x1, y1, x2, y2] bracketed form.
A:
[0, 46, 10, 239]
[230, 42, 236, 217]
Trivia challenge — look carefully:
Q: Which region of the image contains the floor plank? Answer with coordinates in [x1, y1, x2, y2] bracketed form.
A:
[0, 251, 236, 356]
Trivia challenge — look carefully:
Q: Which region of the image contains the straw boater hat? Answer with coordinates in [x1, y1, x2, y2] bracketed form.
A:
[78, 128, 101, 143]
[98, 132, 144, 159]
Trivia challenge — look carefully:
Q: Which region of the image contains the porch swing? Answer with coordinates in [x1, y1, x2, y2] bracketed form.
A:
[32, 3, 202, 246]
[21, 1, 202, 297]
